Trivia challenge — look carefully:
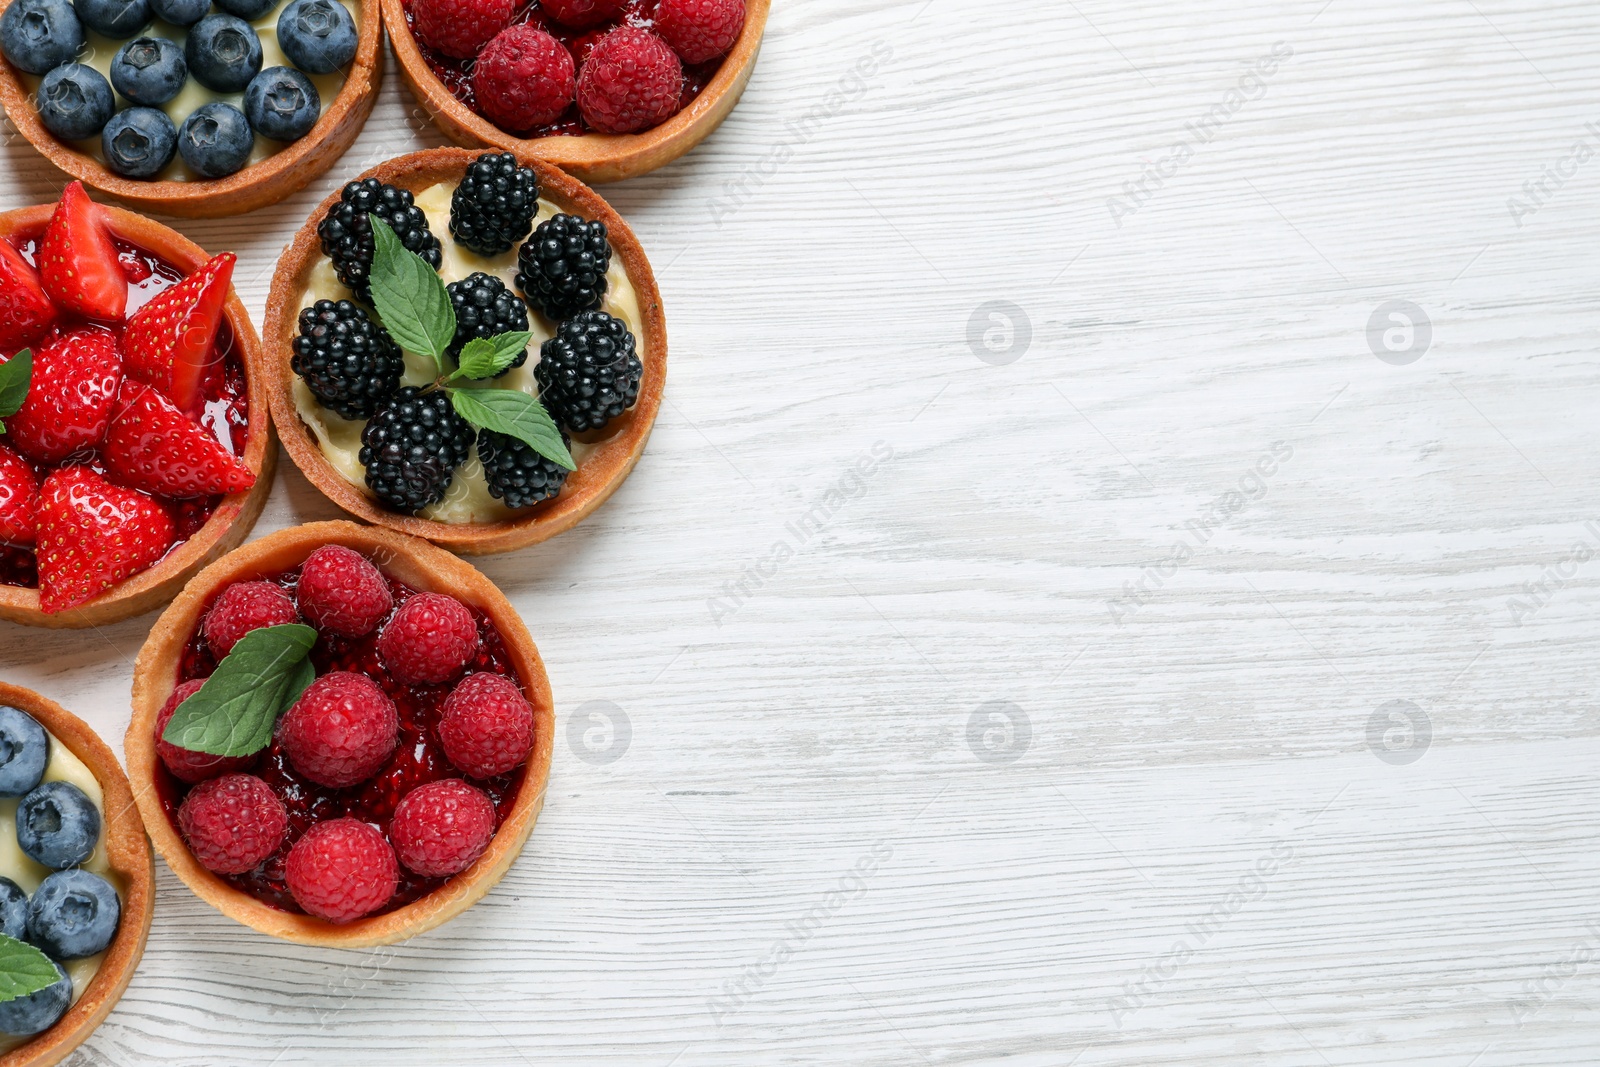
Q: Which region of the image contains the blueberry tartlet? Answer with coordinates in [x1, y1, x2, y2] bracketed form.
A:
[262, 148, 665, 555]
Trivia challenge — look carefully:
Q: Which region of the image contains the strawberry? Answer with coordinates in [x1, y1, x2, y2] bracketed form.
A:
[35, 466, 174, 614]
[0, 238, 56, 351]
[101, 379, 254, 499]
[36, 182, 126, 323]
[122, 252, 234, 414]
[5, 329, 122, 465]
[0, 444, 38, 546]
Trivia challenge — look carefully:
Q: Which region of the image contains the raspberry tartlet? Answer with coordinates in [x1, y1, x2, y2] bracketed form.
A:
[0, 682, 154, 1067]
[0, 183, 273, 629]
[127, 521, 553, 946]
[386, 0, 768, 182]
[261, 147, 665, 555]
[0, 0, 383, 216]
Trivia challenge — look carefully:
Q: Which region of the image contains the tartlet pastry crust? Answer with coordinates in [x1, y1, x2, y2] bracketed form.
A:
[0, 682, 155, 1067]
[126, 520, 554, 948]
[0, 0, 384, 218]
[0, 203, 275, 630]
[383, 0, 769, 183]
[261, 146, 666, 555]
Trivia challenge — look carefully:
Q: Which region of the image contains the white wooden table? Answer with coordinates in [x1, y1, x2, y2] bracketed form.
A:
[3, 0, 1599, 1062]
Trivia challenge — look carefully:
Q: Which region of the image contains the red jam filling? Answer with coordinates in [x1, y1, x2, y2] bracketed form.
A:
[0, 230, 250, 589]
[403, 0, 724, 137]
[155, 567, 529, 917]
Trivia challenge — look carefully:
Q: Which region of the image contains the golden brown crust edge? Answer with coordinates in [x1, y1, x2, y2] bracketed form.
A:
[0, 204, 276, 630]
[0, 683, 154, 1067]
[126, 520, 555, 948]
[383, 0, 769, 184]
[0, 0, 384, 218]
[261, 146, 666, 556]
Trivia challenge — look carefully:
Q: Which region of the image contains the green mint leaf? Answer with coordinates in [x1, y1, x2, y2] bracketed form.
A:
[451, 331, 532, 381]
[0, 349, 32, 428]
[367, 215, 454, 371]
[0, 934, 61, 1003]
[451, 388, 575, 471]
[161, 623, 318, 757]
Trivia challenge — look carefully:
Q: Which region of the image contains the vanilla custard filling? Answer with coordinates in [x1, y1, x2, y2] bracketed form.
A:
[291, 181, 643, 524]
[0, 735, 119, 1053]
[19, 0, 359, 182]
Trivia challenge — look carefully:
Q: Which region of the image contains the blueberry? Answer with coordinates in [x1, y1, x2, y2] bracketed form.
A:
[15, 781, 99, 869]
[102, 105, 176, 177]
[0, 957, 68, 1036]
[0, 707, 47, 798]
[110, 35, 185, 105]
[276, 0, 355, 75]
[71, 0, 148, 37]
[36, 62, 113, 140]
[243, 65, 317, 141]
[0, 878, 27, 941]
[178, 100, 252, 177]
[215, 0, 275, 17]
[185, 13, 261, 92]
[147, 0, 206, 26]
[0, 0, 83, 75]
[27, 869, 118, 960]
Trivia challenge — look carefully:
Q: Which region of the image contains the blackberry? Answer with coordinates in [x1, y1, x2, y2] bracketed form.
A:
[291, 299, 405, 420]
[477, 427, 570, 509]
[449, 152, 539, 257]
[535, 311, 642, 433]
[446, 272, 530, 375]
[515, 213, 610, 321]
[359, 387, 473, 513]
[318, 178, 442, 299]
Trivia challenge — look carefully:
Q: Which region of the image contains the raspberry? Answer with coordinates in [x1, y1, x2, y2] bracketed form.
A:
[378, 593, 480, 685]
[156, 679, 259, 784]
[278, 672, 399, 788]
[296, 545, 393, 637]
[203, 581, 299, 659]
[439, 672, 535, 779]
[177, 773, 287, 875]
[576, 27, 683, 135]
[473, 25, 575, 133]
[654, 0, 745, 64]
[410, 0, 512, 58]
[389, 778, 496, 877]
[539, 0, 622, 28]
[284, 817, 398, 923]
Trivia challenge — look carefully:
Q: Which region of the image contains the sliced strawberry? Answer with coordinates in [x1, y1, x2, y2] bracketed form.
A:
[37, 182, 125, 322]
[6, 329, 122, 466]
[0, 444, 38, 546]
[122, 252, 234, 414]
[0, 238, 57, 351]
[102, 379, 254, 499]
[36, 466, 174, 614]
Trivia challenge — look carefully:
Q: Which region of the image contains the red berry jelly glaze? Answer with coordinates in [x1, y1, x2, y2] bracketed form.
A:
[157, 567, 528, 917]
[0, 230, 250, 588]
[404, 0, 721, 136]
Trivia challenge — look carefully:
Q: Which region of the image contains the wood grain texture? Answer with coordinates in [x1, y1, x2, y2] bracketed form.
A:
[1, 0, 1599, 1062]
